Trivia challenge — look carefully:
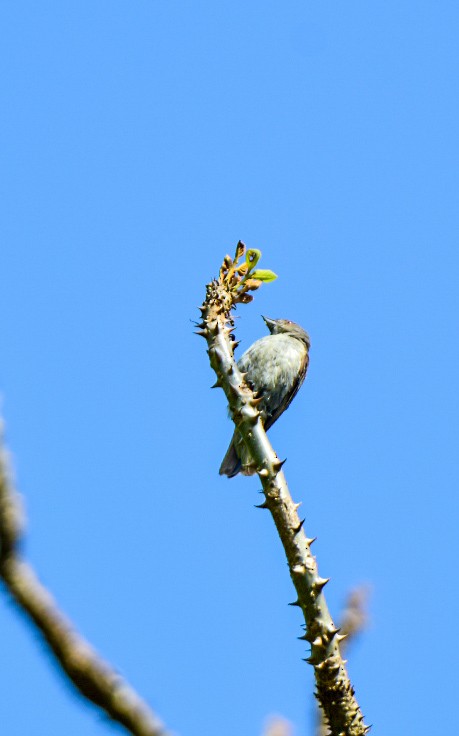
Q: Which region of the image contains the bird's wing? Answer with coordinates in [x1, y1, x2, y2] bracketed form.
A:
[263, 350, 309, 431]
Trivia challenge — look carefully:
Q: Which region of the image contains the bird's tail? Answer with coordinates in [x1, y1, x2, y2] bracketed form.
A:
[219, 433, 241, 477]
[219, 431, 256, 477]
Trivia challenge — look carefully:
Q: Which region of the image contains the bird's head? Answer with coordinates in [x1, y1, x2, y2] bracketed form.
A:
[262, 316, 311, 348]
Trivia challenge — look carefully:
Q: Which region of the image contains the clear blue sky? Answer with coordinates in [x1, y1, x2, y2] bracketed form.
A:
[1, 2, 458, 735]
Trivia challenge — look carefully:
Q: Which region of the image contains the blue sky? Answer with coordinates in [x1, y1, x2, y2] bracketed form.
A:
[1, 2, 459, 735]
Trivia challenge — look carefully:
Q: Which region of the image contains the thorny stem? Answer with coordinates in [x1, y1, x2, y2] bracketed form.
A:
[198, 252, 369, 736]
[316, 588, 370, 736]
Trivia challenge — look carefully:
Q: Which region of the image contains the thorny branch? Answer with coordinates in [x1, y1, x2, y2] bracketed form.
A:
[198, 243, 370, 736]
[0, 426, 167, 736]
[316, 588, 370, 736]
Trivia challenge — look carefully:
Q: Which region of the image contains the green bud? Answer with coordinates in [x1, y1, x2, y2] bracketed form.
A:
[250, 269, 278, 282]
[245, 249, 261, 271]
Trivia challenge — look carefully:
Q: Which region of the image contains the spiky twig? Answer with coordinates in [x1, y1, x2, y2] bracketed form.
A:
[316, 587, 370, 736]
[0, 426, 167, 736]
[198, 243, 369, 736]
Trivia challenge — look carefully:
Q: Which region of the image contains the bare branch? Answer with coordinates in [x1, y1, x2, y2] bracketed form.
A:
[199, 245, 370, 736]
[0, 426, 167, 736]
[338, 587, 370, 655]
[263, 715, 293, 736]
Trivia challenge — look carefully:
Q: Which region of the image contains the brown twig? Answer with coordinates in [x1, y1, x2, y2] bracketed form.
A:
[263, 715, 293, 736]
[0, 427, 167, 736]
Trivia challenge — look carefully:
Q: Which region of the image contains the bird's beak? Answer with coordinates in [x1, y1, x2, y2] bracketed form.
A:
[262, 316, 277, 331]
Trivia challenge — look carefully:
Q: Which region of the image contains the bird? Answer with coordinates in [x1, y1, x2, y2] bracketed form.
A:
[219, 316, 310, 477]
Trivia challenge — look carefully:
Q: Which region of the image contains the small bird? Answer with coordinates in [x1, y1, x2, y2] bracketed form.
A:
[219, 316, 310, 477]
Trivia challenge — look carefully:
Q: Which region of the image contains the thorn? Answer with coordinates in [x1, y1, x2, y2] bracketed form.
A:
[304, 655, 320, 665]
[292, 502, 302, 512]
[273, 457, 287, 471]
[258, 468, 269, 478]
[232, 340, 240, 350]
[327, 626, 341, 640]
[293, 518, 305, 534]
[194, 330, 207, 338]
[312, 636, 323, 648]
[250, 396, 264, 407]
[297, 633, 310, 641]
[313, 577, 330, 593]
[288, 600, 301, 607]
[305, 537, 317, 546]
[254, 501, 269, 509]
[336, 633, 348, 644]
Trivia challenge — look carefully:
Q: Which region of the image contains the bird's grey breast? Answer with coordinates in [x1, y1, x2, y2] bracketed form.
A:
[237, 333, 306, 421]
